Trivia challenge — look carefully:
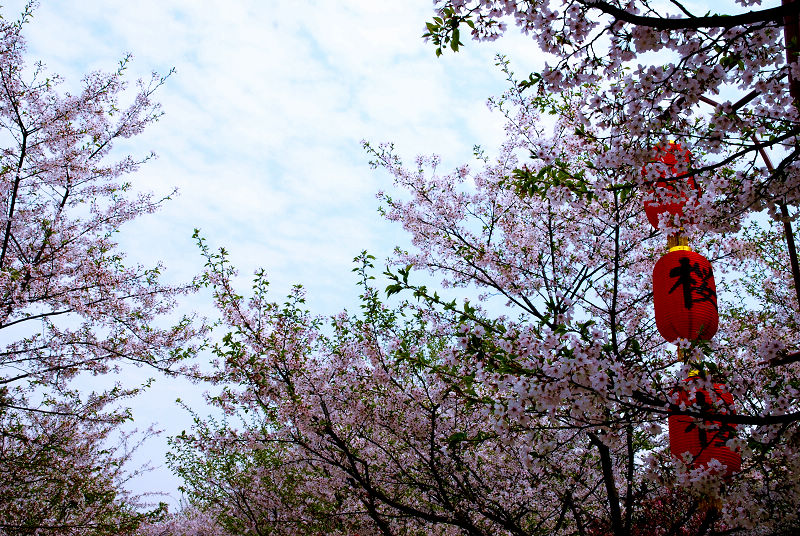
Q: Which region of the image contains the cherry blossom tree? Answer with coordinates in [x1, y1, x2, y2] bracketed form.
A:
[362, 57, 800, 532]
[1, 419, 167, 536]
[170, 2, 800, 534]
[177, 245, 622, 535]
[0, 6, 200, 533]
[181, 74, 799, 533]
[134, 506, 225, 536]
[424, 0, 800, 310]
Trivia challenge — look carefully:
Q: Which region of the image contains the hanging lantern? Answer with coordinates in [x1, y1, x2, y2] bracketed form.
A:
[642, 143, 699, 230]
[669, 380, 741, 476]
[653, 249, 718, 341]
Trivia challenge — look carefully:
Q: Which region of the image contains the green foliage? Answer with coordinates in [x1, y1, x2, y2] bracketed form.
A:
[422, 7, 470, 56]
[509, 162, 595, 202]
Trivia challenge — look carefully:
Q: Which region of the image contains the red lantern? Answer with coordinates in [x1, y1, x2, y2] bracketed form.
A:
[642, 143, 699, 229]
[653, 250, 718, 341]
[669, 380, 741, 476]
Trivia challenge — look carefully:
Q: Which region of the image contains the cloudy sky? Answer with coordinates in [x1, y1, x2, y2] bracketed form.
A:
[4, 0, 543, 506]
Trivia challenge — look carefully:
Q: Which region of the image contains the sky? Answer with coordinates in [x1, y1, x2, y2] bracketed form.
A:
[1, 0, 544, 507]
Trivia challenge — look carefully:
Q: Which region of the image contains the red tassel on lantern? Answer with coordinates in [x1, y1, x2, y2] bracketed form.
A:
[669, 380, 741, 476]
[653, 250, 718, 341]
[642, 143, 699, 230]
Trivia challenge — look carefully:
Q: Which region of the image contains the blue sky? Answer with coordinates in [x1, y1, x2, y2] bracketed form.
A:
[3, 0, 543, 507]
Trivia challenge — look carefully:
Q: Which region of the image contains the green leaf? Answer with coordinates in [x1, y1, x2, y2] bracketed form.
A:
[451, 28, 460, 52]
[447, 431, 468, 446]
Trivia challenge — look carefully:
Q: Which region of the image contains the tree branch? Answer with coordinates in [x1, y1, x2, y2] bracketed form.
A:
[588, 433, 624, 536]
[584, 0, 798, 30]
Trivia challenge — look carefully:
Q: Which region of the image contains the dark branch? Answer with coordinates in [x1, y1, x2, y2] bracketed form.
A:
[765, 350, 800, 367]
[584, 0, 798, 30]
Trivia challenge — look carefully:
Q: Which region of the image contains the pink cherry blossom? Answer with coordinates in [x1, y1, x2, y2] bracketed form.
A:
[0, 8, 203, 533]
